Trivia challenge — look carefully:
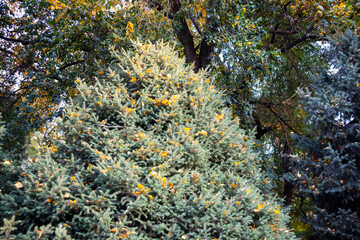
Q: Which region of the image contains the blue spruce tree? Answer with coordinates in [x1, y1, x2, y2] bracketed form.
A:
[289, 29, 360, 239]
[1, 41, 295, 239]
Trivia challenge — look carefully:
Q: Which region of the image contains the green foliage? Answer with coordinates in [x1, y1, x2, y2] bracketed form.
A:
[0, 0, 169, 152]
[2, 1, 359, 238]
[289, 29, 360, 239]
[1, 0, 112, 152]
[0, 114, 22, 195]
[0, 41, 296, 239]
[0, 114, 7, 188]
[0, 114, 5, 155]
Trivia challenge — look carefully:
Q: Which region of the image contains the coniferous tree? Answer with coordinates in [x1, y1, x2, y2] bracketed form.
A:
[0, 115, 8, 182]
[289, 29, 360, 239]
[0, 114, 20, 196]
[0, 115, 5, 158]
[0, 41, 295, 239]
[0, 115, 7, 191]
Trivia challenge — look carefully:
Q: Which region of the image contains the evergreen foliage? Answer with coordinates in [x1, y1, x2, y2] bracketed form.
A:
[0, 114, 19, 195]
[289, 29, 360, 239]
[0, 114, 5, 156]
[0, 41, 295, 239]
[0, 115, 7, 192]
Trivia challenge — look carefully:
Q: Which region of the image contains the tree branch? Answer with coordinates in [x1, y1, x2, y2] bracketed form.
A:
[2, 86, 31, 115]
[167, 0, 197, 65]
[190, 15, 202, 36]
[0, 47, 14, 55]
[59, 60, 85, 71]
[253, 101, 300, 135]
[177, 18, 197, 64]
[280, 23, 319, 52]
[281, 34, 319, 53]
[146, 0, 214, 72]
[253, 115, 272, 139]
[142, 0, 163, 11]
[196, 37, 213, 71]
[0, 35, 30, 45]
[98, 124, 124, 129]
[269, 29, 298, 35]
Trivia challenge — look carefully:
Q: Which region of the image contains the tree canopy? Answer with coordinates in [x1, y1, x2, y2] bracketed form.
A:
[1, 0, 360, 238]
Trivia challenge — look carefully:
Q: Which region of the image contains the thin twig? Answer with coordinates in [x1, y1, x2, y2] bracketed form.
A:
[98, 124, 124, 129]
[254, 101, 300, 135]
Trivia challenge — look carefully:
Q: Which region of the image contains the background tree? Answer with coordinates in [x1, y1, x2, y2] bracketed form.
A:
[3, 0, 356, 156]
[1, 40, 296, 239]
[288, 29, 360, 239]
[247, 0, 360, 146]
[1, 0, 112, 153]
[0, 0, 171, 152]
[2, 0, 359, 152]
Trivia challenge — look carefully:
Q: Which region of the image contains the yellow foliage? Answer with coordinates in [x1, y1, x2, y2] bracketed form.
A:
[126, 22, 135, 36]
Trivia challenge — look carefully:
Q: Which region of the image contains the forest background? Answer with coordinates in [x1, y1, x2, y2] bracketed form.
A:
[0, 0, 359, 239]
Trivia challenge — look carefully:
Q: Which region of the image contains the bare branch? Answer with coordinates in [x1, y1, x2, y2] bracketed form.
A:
[59, 60, 85, 71]
[281, 34, 319, 53]
[0, 35, 30, 45]
[269, 29, 298, 35]
[280, 23, 319, 52]
[0, 47, 14, 55]
[253, 101, 300, 135]
[98, 124, 124, 129]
